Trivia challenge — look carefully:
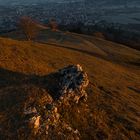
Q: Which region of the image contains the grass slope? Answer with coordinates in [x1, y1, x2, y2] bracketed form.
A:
[0, 31, 140, 139]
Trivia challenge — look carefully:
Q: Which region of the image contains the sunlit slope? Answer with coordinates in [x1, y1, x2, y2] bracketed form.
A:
[0, 31, 140, 139]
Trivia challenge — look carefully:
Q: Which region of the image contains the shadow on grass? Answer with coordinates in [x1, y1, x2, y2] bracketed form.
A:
[0, 67, 62, 111]
[1, 29, 117, 63]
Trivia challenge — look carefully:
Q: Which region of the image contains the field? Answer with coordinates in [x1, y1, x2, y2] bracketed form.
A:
[0, 30, 140, 139]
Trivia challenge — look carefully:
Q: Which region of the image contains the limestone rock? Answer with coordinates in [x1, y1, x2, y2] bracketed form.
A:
[21, 64, 89, 137]
[28, 115, 41, 135]
[59, 64, 89, 103]
[24, 107, 37, 115]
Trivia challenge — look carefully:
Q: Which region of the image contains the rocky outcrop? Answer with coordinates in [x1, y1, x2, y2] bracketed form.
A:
[22, 64, 89, 138]
[59, 64, 89, 103]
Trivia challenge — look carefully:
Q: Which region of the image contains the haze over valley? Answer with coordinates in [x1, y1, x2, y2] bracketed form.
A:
[0, 0, 140, 49]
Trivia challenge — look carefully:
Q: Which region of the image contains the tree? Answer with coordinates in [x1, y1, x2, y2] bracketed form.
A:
[19, 16, 45, 41]
[48, 18, 58, 31]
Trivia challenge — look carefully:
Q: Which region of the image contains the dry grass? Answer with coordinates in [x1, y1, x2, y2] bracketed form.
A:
[0, 30, 140, 139]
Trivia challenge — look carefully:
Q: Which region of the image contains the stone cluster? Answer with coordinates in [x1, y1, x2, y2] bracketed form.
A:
[22, 64, 89, 137]
[59, 64, 89, 103]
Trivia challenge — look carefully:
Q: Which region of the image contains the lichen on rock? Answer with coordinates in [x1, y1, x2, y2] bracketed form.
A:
[59, 64, 89, 103]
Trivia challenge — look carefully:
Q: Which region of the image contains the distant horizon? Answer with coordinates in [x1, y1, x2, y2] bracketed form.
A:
[0, 0, 140, 5]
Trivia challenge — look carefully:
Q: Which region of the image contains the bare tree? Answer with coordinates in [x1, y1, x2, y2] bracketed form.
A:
[19, 16, 47, 41]
[49, 18, 58, 31]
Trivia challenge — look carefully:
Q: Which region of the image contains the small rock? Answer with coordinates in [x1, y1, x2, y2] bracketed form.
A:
[46, 131, 48, 135]
[46, 125, 49, 130]
[55, 113, 60, 120]
[74, 129, 80, 135]
[77, 109, 80, 113]
[28, 115, 41, 135]
[34, 116, 40, 129]
[67, 126, 72, 131]
[24, 107, 37, 115]
[53, 107, 58, 113]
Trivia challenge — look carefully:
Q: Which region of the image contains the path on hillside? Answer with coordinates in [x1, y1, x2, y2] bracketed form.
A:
[38, 30, 140, 67]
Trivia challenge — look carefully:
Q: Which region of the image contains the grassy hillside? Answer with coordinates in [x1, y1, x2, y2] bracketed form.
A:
[0, 31, 140, 139]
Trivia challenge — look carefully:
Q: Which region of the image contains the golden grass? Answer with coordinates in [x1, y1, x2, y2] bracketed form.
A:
[0, 31, 140, 139]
